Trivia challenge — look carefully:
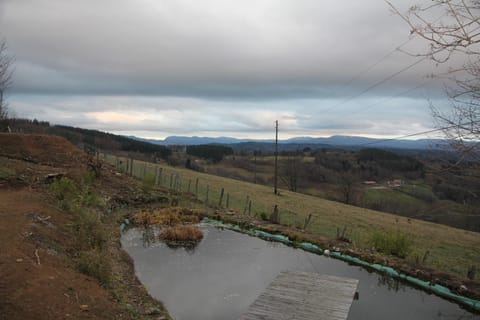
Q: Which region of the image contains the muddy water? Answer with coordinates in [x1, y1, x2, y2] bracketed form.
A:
[121, 224, 479, 320]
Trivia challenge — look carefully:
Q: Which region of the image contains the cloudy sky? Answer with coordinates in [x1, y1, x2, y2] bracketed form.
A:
[0, 0, 465, 139]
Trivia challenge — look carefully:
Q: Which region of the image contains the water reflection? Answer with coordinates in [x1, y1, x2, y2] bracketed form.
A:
[141, 225, 156, 247]
[377, 274, 405, 293]
[164, 240, 200, 253]
[122, 225, 480, 320]
[139, 225, 200, 253]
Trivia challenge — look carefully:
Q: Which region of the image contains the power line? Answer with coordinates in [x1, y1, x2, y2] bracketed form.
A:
[323, 12, 447, 115]
[341, 61, 466, 120]
[345, 81, 429, 117]
[358, 120, 480, 147]
[339, 10, 447, 90]
[360, 128, 445, 146]
[341, 37, 414, 88]
[323, 56, 429, 114]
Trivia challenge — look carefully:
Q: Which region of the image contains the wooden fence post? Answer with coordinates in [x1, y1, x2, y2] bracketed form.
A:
[154, 166, 159, 186]
[205, 185, 209, 204]
[248, 200, 252, 216]
[243, 195, 250, 215]
[195, 178, 199, 198]
[130, 158, 134, 176]
[158, 168, 163, 185]
[218, 188, 224, 207]
[271, 205, 280, 224]
[176, 174, 181, 192]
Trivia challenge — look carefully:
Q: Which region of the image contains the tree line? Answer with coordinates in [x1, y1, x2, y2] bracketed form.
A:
[4, 118, 172, 160]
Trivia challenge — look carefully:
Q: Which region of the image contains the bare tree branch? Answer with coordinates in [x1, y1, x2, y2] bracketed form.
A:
[390, 0, 480, 160]
[0, 40, 14, 120]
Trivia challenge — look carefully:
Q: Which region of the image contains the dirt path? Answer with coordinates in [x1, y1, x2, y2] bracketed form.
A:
[0, 133, 170, 320]
[0, 188, 126, 319]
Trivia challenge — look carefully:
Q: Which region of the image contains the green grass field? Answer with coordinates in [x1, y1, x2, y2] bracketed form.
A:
[103, 154, 480, 278]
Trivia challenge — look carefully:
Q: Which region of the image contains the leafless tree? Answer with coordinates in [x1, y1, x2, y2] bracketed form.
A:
[338, 171, 358, 205]
[388, 1, 480, 159]
[280, 153, 303, 192]
[388, 1, 480, 61]
[0, 40, 14, 119]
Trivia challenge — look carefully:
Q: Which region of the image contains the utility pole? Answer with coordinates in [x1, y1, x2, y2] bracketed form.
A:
[253, 150, 257, 184]
[0, 90, 3, 117]
[274, 120, 278, 195]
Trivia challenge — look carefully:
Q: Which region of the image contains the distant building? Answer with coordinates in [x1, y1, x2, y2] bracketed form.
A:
[363, 181, 377, 185]
[387, 179, 403, 188]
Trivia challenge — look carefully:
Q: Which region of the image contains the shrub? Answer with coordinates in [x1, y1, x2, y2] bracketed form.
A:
[82, 170, 96, 185]
[369, 230, 412, 258]
[49, 177, 79, 211]
[80, 188, 105, 208]
[259, 212, 269, 221]
[50, 177, 78, 201]
[76, 249, 111, 286]
[72, 210, 107, 251]
[49, 175, 111, 288]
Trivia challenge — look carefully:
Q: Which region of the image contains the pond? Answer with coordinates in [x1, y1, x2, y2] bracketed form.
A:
[121, 224, 479, 320]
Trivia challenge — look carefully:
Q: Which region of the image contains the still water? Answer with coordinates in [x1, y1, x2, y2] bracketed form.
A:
[121, 224, 479, 320]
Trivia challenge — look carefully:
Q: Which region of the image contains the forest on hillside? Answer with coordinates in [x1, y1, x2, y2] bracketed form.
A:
[177, 146, 480, 232]
[4, 118, 171, 160]
[4, 118, 480, 232]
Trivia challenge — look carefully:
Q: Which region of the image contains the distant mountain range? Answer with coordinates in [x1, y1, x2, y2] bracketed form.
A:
[129, 135, 450, 151]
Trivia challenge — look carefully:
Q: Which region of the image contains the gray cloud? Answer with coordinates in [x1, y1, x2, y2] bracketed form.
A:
[1, 0, 460, 138]
[9, 94, 444, 139]
[2, 0, 451, 97]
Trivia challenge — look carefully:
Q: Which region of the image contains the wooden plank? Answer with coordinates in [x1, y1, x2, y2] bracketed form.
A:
[239, 271, 358, 320]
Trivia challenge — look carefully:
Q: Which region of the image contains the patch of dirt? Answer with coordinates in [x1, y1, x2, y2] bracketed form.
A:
[0, 133, 171, 320]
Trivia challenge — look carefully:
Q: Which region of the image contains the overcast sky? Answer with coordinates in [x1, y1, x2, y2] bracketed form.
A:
[0, 0, 465, 139]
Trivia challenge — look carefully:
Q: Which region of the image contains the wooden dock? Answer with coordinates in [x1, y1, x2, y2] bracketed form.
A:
[239, 271, 359, 320]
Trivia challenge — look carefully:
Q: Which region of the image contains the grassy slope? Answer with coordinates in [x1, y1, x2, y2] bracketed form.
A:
[107, 154, 480, 278]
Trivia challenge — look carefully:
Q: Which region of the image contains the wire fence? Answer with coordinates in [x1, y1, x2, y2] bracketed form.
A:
[100, 153, 308, 229]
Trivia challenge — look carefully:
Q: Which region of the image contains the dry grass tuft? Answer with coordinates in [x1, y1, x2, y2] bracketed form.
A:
[159, 225, 204, 242]
[132, 207, 202, 226]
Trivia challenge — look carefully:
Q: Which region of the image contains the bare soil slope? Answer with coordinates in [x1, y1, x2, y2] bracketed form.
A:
[0, 133, 170, 320]
[0, 133, 85, 166]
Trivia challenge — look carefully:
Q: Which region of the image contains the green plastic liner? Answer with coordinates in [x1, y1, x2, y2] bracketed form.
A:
[202, 217, 480, 311]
